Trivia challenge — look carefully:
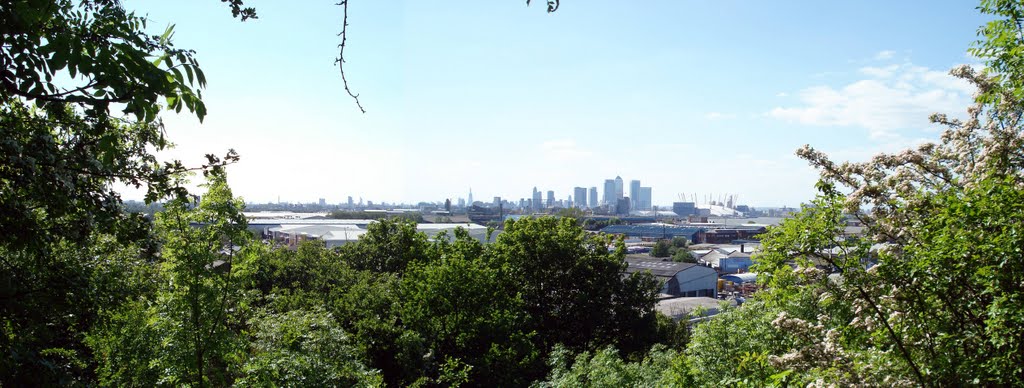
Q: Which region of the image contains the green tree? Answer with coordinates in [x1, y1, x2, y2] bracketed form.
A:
[149, 171, 250, 386]
[338, 218, 431, 274]
[87, 171, 252, 386]
[489, 217, 662, 365]
[400, 229, 537, 386]
[650, 240, 672, 258]
[539, 345, 678, 388]
[671, 249, 695, 263]
[0, 1, 239, 382]
[236, 239, 425, 387]
[681, 3, 1024, 383]
[235, 309, 382, 387]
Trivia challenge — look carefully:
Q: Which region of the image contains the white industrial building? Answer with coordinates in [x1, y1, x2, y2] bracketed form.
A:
[250, 218, 492, 248]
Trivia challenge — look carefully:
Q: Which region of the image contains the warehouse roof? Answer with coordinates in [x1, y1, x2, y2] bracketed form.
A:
[600, 224, 705, 238]
[624, 258, 702, 278]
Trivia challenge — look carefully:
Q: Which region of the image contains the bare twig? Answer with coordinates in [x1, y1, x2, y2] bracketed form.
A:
[335, 0, 365, 113]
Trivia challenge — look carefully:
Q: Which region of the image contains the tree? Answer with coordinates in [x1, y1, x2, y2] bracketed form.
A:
[1, 2, 240, 381]
[234, 309, 382, 387]
[538, 345, 677, 388]
[489, 217, 662, 367]
[677, 3, 1024, 384]
[671, 249, 696, 263]
[670, 236, 689, 249]
[87, 171, 252, 386]
[338, 218, 431, 274]
[400, 229, 537, 386]
[150, 171, 250, 386]
[650, 240, 672, 258]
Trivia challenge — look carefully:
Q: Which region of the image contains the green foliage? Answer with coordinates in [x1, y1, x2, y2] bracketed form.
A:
[650, 237, 692, 261]
[86, 300, 162, 386]
[671, 249, 696, 263]
[539, 345, 678, 388]
[338, 218, 431, 273]
[0, 1, 237, 382]
[1, 0, 210, 122]
[491, 217, 662, 360]
[401, 229, 537, 386]
[683, 301, 790, 386]
[147, 172, 251, 386]
[650, 240, 672, 258]
[234, 309, 382, 387]
[971, 0, 1024, 101]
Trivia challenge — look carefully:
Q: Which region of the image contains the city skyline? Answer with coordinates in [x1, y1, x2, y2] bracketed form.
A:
[121, 1, 985, 207]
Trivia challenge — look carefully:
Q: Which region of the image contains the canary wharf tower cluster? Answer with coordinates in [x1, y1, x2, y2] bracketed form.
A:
[508, 175, 651, 216]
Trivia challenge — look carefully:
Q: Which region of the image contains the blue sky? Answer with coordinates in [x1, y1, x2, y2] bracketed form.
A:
[125, 0, 987, 207]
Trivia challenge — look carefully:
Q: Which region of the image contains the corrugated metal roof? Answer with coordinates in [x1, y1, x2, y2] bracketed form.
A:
[624, 258, 700, 278]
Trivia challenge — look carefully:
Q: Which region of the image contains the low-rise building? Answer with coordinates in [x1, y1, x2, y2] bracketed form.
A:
[624, 258, 718, 297]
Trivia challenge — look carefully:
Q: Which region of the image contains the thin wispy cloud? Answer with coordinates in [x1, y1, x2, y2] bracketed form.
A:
[768, 60, 975, 140]
[874, 50, 896, 60]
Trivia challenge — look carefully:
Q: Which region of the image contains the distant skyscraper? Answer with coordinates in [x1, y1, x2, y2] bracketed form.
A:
[574, 187, 587, 208]
[639, 187, 652, 211]
[603, 179, 616, 205]
[347, 196, 354, 208]
[319, 198, 326, 206]
[615, 176, 624, 201]
[629, 179, 641, 209]
[532, 187, 542, 211]
[468, 188, 473, 206]
[589, 187, 598, 208]
[616, 197, 631, 215]
[546, 190, 555, 208]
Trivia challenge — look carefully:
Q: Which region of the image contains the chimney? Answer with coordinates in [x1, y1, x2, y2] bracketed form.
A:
[740, 243, 745, 253]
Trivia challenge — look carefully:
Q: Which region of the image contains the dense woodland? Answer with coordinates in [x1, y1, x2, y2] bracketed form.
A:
[3, 0, 1024, 386]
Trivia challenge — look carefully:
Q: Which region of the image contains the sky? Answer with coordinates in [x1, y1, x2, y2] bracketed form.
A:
[122, 0, 988, 208]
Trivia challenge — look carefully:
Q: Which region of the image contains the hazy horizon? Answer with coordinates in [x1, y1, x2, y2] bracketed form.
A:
[120, 0, 985, 207]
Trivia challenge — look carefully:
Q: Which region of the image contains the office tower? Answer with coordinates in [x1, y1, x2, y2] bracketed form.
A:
[546, 190, 554, 208]
[532, 187, 542, 211]
[468, 188, 473, 206]
[615, 176, 624, 201]
[629, 179, 641, 209]
[574, 187, 587, 208]
[493, 196, 501, 207]
[347, 196, 354, 208]
[589, 187, 598, 208]
[603, 179, 616, 205]
[319, 198, 326, 206]
[640, 186, 652, 211]
[616, 197, 631, 215]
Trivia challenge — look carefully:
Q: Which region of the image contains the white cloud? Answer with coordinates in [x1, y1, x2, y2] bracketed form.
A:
[704, 111, 736, 120]
[539, 139, 591, 161]
[874, 50, 896, 60]
[776, 92, 788, 97]
[768, 61, 975, 139]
